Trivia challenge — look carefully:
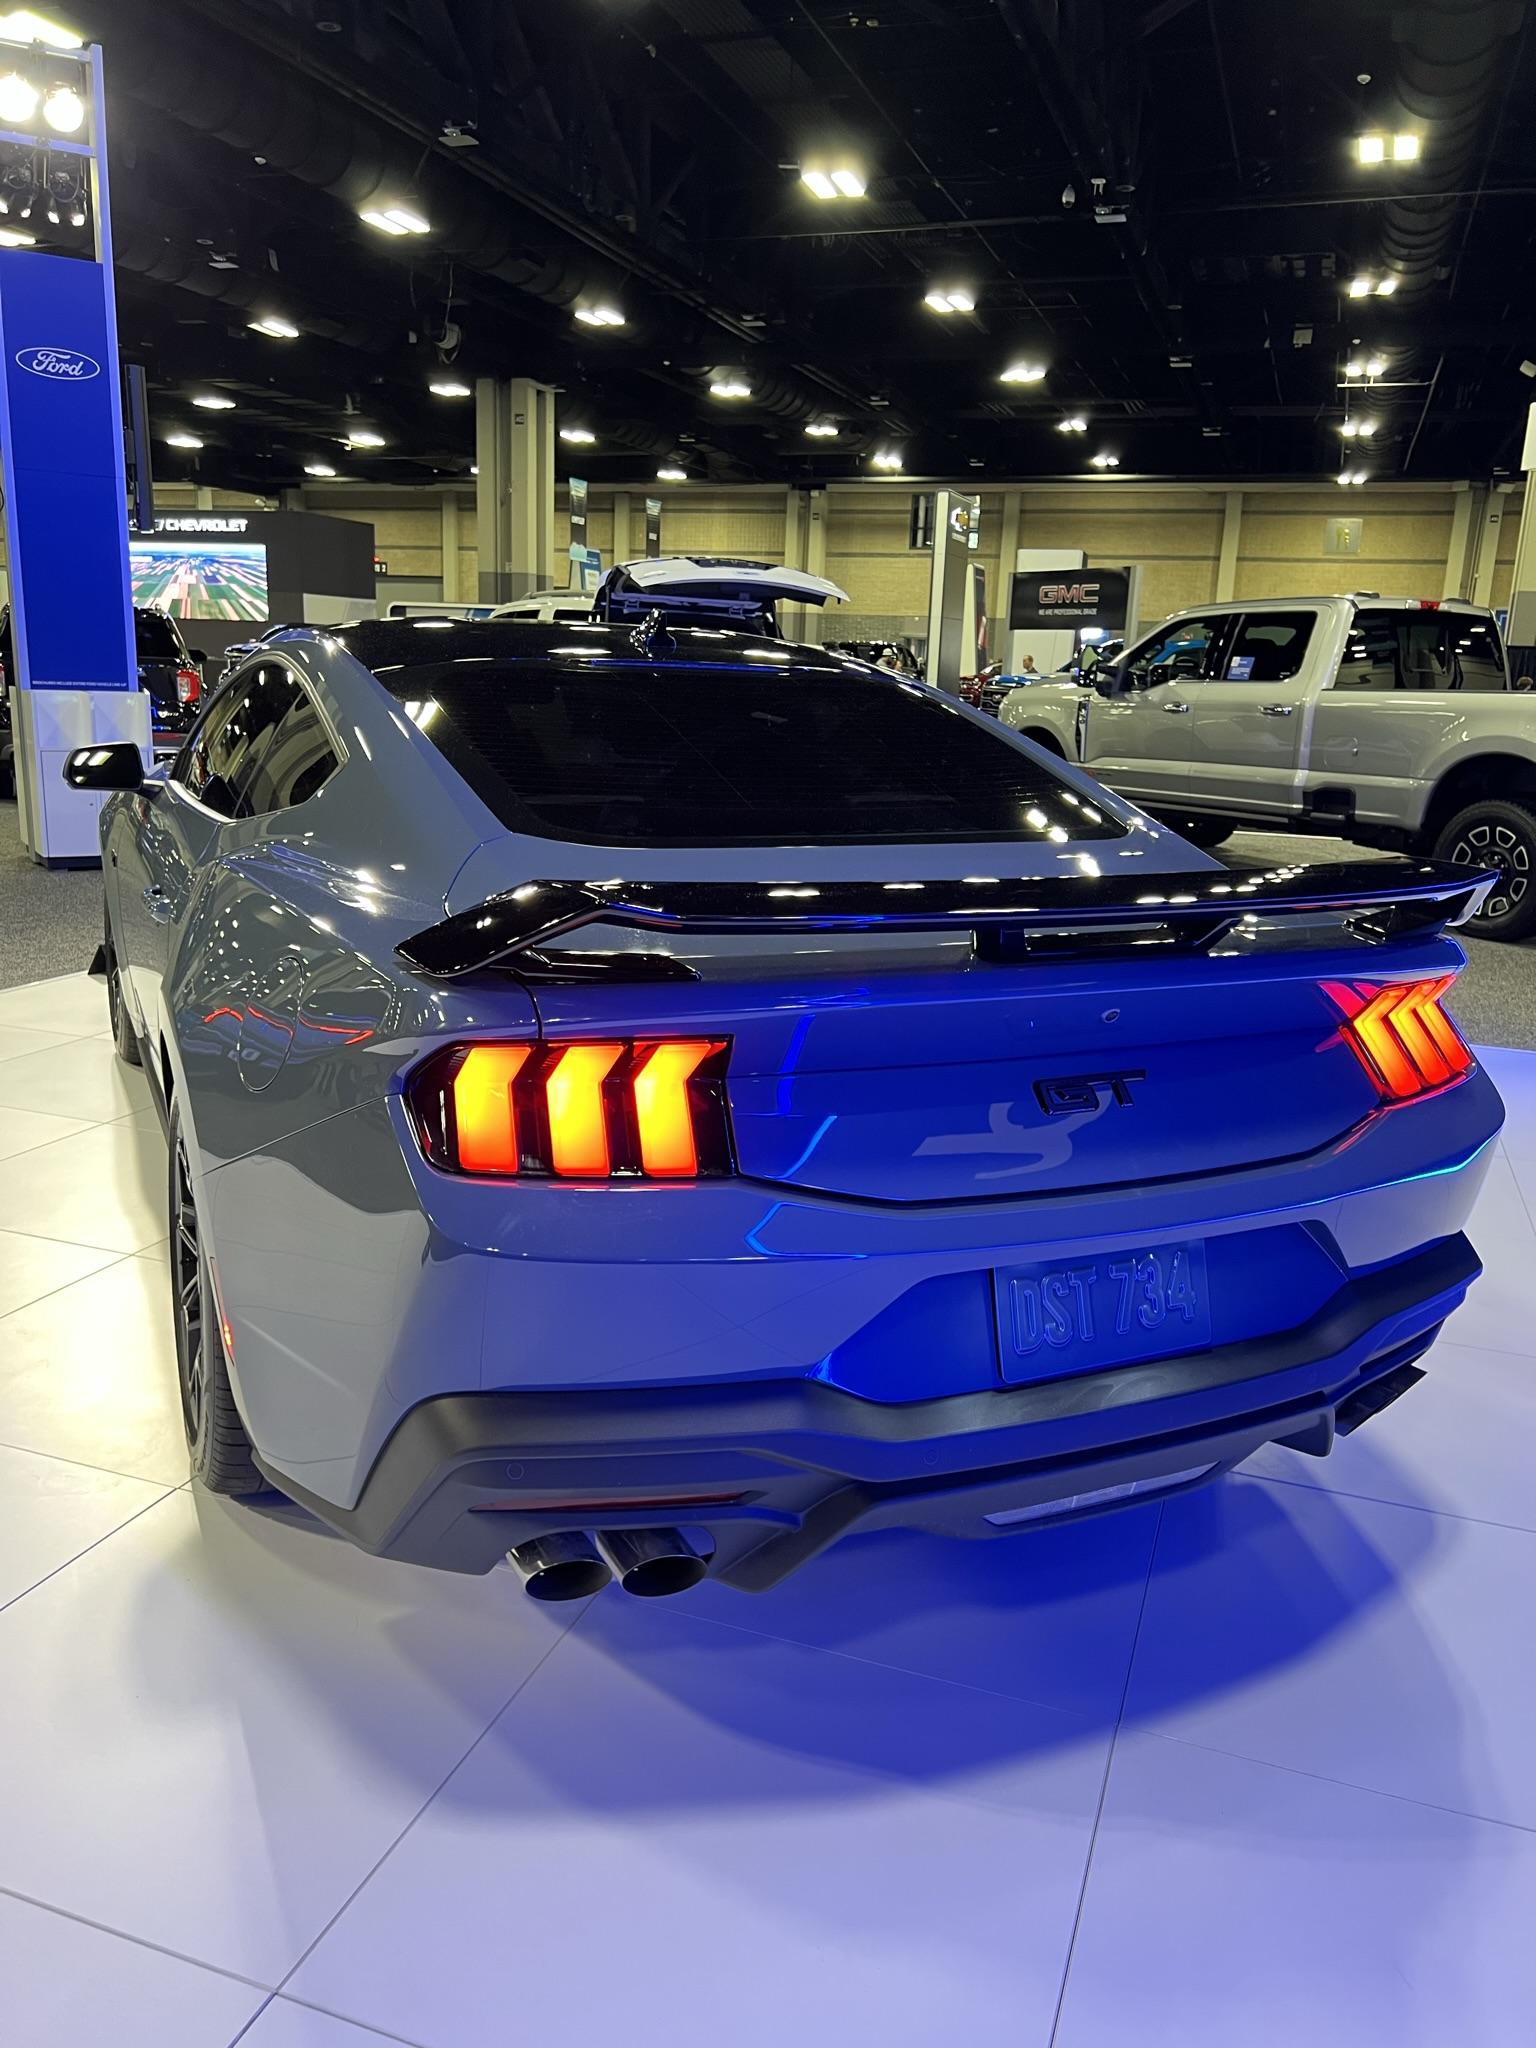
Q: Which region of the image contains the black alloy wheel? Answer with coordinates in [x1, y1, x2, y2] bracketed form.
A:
[168, 1109, 262, 1493]
[1434, 799, 1536, 943]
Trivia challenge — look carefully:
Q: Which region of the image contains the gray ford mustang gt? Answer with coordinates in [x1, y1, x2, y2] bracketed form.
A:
[64, 616, 1501, 1600]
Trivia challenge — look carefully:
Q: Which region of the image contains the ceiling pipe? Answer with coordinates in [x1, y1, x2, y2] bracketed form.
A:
[1377, 0, 1527, 297]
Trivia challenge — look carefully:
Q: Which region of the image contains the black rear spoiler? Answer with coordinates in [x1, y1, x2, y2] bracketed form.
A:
[397, 860, 1496, 980]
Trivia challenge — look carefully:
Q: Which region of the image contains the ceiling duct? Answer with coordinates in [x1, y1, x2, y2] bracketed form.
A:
[1378, 0, 1526, 296]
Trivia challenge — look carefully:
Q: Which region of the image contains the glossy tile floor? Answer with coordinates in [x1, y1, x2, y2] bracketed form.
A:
[1, 970, 1534, 2048]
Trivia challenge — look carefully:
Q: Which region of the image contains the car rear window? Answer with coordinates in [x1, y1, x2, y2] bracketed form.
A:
[135, 611, 183, 660]
[1333, 610, 1507, 692]
[371, 660, 1128, 845]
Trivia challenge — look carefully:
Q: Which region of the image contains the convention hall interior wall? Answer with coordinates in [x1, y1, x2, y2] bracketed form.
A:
[10, 479, 1516, 636]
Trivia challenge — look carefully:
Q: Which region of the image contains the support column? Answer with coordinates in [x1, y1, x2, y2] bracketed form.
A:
[994, 490, 1022, 652]
[475, 376, 556, 604]
[610, 490, 632, 566]
[1442, 483, 1479, 601]
[440, 491, 461, 603]
[804, 489, 828, 641]
[1471, 486, 1509, 611]
[1215, 488, 1243, 601]
[780, 486, 808, 638]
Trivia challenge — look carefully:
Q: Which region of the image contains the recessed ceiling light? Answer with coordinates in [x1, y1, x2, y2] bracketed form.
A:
[358, 203, 430, 236]
[347, 428, 386, 448]
[428, 378, 471, 397]
[871, 448, 904, 470]
[801, 163, 867, 200]
[1055, 415, 1088, 432]
[559, 425, 596, 444]
[191, 394, 235, 410]
[1356, 132, 1419, 165]
[248, 314, 299, 339]
[804, 420, 839, 437]
[709, 375, 752, 399]
[1000, 360, 1047, 384]
[1339, 417, 1378, 439]
[923, 286, 975, 315]
[574, 303, 625, 327]
[304, 461, 337, 476]
[656, 465, 688, 481]
[1337, 469, 1368, 485]
[1089, 450, 1119, 468]
[164, 431, 203, 449]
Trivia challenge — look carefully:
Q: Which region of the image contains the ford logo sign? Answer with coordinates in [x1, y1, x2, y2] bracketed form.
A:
[16, 346, 102, 381]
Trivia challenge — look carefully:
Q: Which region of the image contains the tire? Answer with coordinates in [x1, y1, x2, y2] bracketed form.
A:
[1157, 814, 1235, 851]
[104, 929, 142, 1067]
[1432, 798, 1536, 943]
[1022, 729, 1066, 758]
[169, 1107, 262, 1495]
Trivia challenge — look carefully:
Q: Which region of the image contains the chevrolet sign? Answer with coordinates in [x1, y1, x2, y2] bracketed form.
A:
[1009, 566, 1131, 630]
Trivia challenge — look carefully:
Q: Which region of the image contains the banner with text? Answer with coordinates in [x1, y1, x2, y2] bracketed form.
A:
[1008, 566, 1131, 632]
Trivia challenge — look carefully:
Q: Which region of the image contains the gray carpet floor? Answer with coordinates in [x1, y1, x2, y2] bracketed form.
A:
[0, 799, 107, 988]
[2, 799, 1532, 1046]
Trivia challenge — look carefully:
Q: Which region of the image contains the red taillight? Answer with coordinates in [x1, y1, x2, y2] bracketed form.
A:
[409, 1038, 733, 1180]
[1324, 976, 1473, 1102]
[176, 666, 201, 705]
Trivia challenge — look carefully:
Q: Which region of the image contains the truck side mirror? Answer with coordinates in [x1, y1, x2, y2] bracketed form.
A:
[63, 743, 144, 792]
[1095, 661, 1129, 698]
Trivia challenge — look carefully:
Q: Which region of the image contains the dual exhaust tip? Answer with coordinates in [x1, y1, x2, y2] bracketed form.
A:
[508, 1527, 707, 1603]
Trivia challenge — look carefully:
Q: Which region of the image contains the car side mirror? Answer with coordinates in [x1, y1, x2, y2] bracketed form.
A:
[1095, 662, 1129, 698]
[63, 743, 144, 792]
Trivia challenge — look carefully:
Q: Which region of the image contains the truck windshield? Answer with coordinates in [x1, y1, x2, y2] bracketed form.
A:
[369, 658, 1129, 846]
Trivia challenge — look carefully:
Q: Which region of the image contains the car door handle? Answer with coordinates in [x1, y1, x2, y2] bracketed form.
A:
[142, 885, 174, 924]
[1161, 700, 1190, 714]
[1259, 703, 1295, 716]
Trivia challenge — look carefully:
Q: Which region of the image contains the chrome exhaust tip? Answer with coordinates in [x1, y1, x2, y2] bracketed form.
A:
[507, 1532, 612, 1602]
[596, 1527, 708, 1598]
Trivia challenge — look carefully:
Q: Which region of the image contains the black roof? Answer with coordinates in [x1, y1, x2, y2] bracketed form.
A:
[327, 618, 866, 677]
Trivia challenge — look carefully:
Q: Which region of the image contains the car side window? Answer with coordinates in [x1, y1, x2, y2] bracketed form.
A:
[1332, 615, 1400, 691]
[1123, 615, 1230, 687]
[1220, 611, 1316, 682]
[1445, 618, 1507, 691]
[174, 663, 299, 818]
[239, 678, 340, 812]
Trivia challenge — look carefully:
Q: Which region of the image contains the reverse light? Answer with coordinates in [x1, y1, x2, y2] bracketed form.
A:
[1325, 977, 1473, 1101]
[409, 1039, 733, 1179]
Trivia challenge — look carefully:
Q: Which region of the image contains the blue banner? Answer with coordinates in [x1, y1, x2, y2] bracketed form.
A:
[0, 247, 133, 688]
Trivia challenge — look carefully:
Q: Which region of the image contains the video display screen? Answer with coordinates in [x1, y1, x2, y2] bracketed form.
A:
[129, 539, 269, 622]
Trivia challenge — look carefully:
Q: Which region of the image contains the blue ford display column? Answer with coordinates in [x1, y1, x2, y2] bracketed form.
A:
[0, 33, 145, 865]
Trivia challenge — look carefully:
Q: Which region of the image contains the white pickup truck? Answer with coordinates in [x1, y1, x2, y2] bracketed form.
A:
[999, 594, 1536, 940]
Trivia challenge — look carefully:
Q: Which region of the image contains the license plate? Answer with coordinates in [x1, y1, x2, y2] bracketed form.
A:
[994, 1240, 1212, 1385]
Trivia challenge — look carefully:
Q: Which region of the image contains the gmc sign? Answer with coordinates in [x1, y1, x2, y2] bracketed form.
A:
[1009, 565, 1131, 631]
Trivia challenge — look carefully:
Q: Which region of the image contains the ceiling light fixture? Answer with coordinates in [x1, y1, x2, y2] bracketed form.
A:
[164, 431, 203, 449]
[358, 202, 430, 236]
[804, 420, 839, 437]
[303, 461, 337, 476]
[574, 302, 625, 328]
[1365, 353, 1388, 376]
[191, 394, 235, 411]
[346, 428, 386, 448]
[428, 378, 471, 397]
[1056, 415, 1088, 433]
[871, 447, 904, 470]
[248, 314, 299, 339]
[0, 12, 83, 47]
[1347, 273, 1399, 299]
[559, 425, 596, 445]
[1339, 417, 1378, 439]
[800, 162, 867, 200]
[1000, 360, 1047, 384]
[1337, 469, 1368, 486]
[1356, 132, 1419, 165]
[656, 465, 688, 482]
[1089, 450, 1120, 468]
[41, 82, 82, 133]
[923, 286, 975, 315]
[708, 374, 752, 399]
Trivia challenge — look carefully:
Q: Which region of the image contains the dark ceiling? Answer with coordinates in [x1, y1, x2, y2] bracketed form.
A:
[52, 0, 1536, 491]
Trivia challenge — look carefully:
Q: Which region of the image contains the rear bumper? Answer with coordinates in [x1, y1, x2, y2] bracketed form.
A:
[260, 1231, 1479, 1590]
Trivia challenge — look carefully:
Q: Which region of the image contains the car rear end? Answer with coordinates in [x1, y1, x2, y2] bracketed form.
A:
[135, 606, 202, 745]
[225, 628, 1505, 1595]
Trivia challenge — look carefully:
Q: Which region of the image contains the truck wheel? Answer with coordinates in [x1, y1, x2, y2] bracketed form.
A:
[169, 1107, 262, 1495]
[1158, 814, 1234, 851]
[1433, 799, 1536, 941]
